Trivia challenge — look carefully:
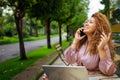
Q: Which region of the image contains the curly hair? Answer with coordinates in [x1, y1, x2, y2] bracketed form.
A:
[76, 12, 115, 60]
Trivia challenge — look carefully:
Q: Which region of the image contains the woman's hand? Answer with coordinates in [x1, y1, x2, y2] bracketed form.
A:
[98, 32, 111, 50]
[71, 28, 86, 50]
[74, 28, 86, 42]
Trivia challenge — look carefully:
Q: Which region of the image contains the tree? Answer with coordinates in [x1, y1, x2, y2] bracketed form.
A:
[29, 0, 64, 48]
[63, 0, 89, 40]
[53, 0, 84, 45]
[53, 0, 76, 45]
[0, 8, 4, 39]
[112, 8, 120, 21]
[0, 0, 36, 60]
[28, 18, 40, 37]
[60, 0, 79, 45]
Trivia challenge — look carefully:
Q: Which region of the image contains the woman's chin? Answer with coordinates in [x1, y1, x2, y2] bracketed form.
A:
[83, 30, 88, 34]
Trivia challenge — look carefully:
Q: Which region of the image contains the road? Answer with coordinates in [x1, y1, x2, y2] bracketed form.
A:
[0, 34, 66, 62]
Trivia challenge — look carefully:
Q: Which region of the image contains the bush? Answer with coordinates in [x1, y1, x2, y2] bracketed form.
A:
[3, 23, 17, 37]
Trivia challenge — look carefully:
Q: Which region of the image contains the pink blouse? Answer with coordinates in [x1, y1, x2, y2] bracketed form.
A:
[64, 42, 116, 76]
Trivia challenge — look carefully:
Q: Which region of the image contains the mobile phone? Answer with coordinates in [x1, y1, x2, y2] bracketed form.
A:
[80, 29, 85, 36]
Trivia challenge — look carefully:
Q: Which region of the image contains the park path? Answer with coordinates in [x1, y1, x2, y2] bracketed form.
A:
[0, 34, 66, 62]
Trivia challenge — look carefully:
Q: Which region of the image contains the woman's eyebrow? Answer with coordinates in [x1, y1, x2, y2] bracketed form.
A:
[90, 19, 95, 22]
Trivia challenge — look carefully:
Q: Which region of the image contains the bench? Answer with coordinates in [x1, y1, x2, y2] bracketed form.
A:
[55, 44, 69, 66]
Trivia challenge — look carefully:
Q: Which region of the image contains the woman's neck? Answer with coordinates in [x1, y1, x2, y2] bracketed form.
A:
[86, 34, 92, 53]
[87, 34, 92, 43]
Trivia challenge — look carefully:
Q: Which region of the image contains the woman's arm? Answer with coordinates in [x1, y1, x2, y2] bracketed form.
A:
[97, 32, 116, 75]
[64, 45, 78, 64]
[64, 28, 86, 64]
[98, 46, 116, 76]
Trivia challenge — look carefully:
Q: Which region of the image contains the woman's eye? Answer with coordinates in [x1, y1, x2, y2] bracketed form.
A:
[90, 21, 93, 24]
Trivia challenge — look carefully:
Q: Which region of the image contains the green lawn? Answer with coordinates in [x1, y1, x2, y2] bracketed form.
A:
[0, 34, 59, 45]
[0, 40, 70, 80]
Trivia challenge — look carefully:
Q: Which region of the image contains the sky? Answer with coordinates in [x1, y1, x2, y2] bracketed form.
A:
[3, 6, 13, 16]
[88, 0, 104, 18]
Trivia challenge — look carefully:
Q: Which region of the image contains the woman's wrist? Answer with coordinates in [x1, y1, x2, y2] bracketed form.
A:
[72, 39, 79, 44]
[98, 46, 104, 51]
[71, 39, 80, 50]
[98, 48, 107, 59]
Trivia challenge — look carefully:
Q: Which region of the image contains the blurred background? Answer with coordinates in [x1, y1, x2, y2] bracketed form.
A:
[0, 0, 120, 80]
[0, 0, 120, 61]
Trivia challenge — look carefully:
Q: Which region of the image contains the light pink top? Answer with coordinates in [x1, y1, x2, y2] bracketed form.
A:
[64, 42, 116, 76]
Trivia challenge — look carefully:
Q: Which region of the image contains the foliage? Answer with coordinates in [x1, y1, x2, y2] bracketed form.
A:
[53, 0, 76, 22]
[0, 36, 18, 45]
[0, 7, 4, 38]
[0, 0, 89, 38]
[3, 23, 16, 37]
[0, 28, 4, 38]
[50, 21, 59, 34]
[29, 0, 63, 20]
[100, 0, 110, 14]
[65, 0, 89, 35]
[112, 8, 120, 21]
[22, 29, 29, 37]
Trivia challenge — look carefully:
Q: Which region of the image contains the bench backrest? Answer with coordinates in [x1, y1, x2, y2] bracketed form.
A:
[55, 44, 69, 66]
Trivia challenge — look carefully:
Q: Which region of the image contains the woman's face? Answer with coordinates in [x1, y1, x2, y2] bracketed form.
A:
[83, 17, 96, 35]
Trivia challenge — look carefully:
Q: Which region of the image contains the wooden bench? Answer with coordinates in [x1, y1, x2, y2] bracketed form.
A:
[55, 44, 69, 66]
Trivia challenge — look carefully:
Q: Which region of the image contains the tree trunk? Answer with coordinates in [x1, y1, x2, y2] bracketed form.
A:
[0, 25, 4, 39]
[29, 20, 33, 36]
[66, 26, 69, 41]
[14, 9, 27, 60]
[43, 20, 47, 35]
[34, 25, 38, 37]
[58, 22, 62, 46]
[45, 18, 51, 48]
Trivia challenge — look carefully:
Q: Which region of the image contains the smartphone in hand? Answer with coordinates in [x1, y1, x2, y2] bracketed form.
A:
[80, 29, 85, 36]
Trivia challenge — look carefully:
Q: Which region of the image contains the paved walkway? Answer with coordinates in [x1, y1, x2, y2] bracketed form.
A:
[0, 34, 66, 62]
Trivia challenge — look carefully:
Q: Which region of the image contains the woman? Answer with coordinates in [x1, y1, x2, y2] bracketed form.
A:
[64, 12, 116, 76]
[42, 12, 117, 80]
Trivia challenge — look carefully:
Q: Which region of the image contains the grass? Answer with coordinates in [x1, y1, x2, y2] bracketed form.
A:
[0, 40, 70, 80]
[0, 34, 59, 45]
[0, 36, 18, 45]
